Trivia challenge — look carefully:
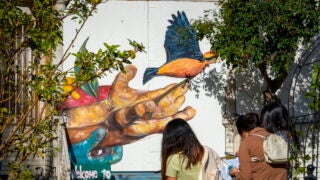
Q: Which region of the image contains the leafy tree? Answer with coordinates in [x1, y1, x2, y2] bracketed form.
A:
[193, 1, 320, 178]
[192, 0, 320, 103]
[307, 63, 320, 111]
[0, 0, 144, 179]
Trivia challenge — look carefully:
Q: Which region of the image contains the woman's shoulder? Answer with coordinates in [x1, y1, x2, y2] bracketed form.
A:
[275, 130, 291, 143]
[168, 152, 184, 162]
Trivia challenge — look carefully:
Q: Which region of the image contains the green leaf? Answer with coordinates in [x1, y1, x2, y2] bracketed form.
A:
[81, 78, 99, 98]
[311, 62, 319, 85]
[74, 37, 90, 75]
[304, 154, 311, 161]
[0, 108, 8, 118]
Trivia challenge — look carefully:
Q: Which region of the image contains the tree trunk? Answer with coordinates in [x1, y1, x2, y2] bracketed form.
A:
[258, 61, 287, 104]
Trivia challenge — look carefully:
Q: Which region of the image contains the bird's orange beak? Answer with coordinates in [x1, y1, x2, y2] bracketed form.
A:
[204, 51, 218, 64]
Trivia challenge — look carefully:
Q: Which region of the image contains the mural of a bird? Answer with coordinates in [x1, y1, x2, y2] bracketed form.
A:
[143, 11, 217, 85]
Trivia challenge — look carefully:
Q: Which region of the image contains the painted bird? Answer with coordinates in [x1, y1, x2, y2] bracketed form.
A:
[143, 11, 217, 85]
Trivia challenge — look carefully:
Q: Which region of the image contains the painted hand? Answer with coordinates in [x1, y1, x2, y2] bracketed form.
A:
[69, 128, 122, 165]
[66, 65, 196, 158]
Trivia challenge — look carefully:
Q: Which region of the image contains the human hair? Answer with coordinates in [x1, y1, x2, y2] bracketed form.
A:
[236, 112, 259, 135]
[161, 118, 204, 180]
[260, 102, 292, 133]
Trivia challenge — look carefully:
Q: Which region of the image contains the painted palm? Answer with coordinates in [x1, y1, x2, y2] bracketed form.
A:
[143, 11, 217, 84]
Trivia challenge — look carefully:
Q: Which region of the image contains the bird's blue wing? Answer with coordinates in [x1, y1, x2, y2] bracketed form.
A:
[164, 11, 204, 62]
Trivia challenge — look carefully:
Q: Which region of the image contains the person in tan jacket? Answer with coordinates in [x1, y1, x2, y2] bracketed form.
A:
[229, 112, 287, 180]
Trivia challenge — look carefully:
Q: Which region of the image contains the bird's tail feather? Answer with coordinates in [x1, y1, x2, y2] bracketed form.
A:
[143, 67, 158, 84]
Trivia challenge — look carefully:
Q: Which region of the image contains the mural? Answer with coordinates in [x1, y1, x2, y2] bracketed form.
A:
[143, 11, 217, 84]
[62, 11, 216, 179]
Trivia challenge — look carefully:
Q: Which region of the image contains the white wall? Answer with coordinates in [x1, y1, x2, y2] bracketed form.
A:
[63, 1, 225, 171]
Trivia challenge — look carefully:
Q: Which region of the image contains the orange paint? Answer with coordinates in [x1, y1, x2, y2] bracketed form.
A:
[158, 58, 207, 77]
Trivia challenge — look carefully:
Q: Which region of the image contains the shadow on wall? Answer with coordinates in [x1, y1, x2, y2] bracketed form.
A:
[190, 59, 265, 115]
[195, 33, 320, 117]
[189, 62, 227, 110]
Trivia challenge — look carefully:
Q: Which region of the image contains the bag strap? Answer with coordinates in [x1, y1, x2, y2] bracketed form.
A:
[202, 146, 209, 171]
[200, 147, 209, 180]
[202, 146, 223, 180]
[250, 133, 266, 139]
[249, 134, 265, 162]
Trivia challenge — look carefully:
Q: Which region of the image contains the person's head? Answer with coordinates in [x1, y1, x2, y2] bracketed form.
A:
[161, 118, 203, 179]
[236, 112, 259, 138]
[260, 102, 292, 133]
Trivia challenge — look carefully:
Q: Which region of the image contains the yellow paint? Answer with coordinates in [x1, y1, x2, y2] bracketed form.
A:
[62, 77, 81, 100]
[71, 91, 81, 100]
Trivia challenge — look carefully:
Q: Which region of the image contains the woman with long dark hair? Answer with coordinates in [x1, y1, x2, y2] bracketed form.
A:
[260, 102, 297, 145]
[260, 102, 299, 178]
[161, 118, 220, 180]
